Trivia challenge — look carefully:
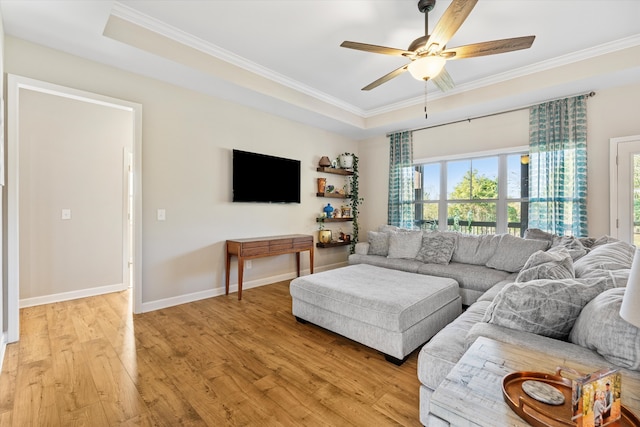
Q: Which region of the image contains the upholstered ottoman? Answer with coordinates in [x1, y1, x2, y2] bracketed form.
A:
[289, 264, 462, 364]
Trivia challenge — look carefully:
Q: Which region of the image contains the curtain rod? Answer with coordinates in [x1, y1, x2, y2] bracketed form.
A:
[387, 91, 596, 136]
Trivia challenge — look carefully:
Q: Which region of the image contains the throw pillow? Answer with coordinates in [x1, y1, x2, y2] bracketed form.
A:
[415, 233, 456, 264]
[515, 247, 574, 282]
[485, 234, 550, 273]
[573, 241, 636, 278]
[367, 231, 390, 256]
[591, 235, 620, 249]
[387, 230, 423, 259]
[570, 288, 640, 370]
[551, 236, 588, 261]
[482, 277, 610, 340]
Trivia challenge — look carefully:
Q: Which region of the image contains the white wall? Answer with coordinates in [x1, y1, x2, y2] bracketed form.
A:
[18, 89, 132, 300]
[5, 37, 358, 308]
[358, 83, 640, 238]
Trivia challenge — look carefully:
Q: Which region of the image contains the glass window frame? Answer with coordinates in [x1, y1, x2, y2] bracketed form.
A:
[414, 150, 529, 236]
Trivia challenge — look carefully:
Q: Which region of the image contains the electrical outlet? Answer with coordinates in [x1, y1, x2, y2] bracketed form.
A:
[246, 260, 252, 269]
[61, 209, 71, 220]
[157, 209, 166, 221]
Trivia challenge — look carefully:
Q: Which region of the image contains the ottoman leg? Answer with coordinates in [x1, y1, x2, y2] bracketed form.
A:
[384, 354, 408, 366]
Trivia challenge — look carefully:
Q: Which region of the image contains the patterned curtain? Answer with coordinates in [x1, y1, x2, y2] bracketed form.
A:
[528, 95, 588, 236]
[388, 131, 414, 228]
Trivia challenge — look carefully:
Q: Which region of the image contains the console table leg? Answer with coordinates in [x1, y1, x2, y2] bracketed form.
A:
[296, 253, 301, 277]
[225, 252, 231, 295]
[237, 258, 244, 300]
[309, 247, 314, 274]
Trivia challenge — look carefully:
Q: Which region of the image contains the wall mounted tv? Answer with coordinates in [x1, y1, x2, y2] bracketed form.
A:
[232, 149, 301, 203]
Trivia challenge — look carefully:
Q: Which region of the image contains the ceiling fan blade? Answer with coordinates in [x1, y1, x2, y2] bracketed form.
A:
[427, 0, 478, 52]
[442, 35, 535, 59]
[362, 64, 409, 91]
[340, 41, 413, 57]
[431, 67, 455, 92]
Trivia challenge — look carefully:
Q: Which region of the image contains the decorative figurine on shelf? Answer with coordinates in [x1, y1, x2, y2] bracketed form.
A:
[334, 209, 342, 218]
[317, 178, 326, 193]
[323, 203, 334, 217]
[318, 156, 331, 167]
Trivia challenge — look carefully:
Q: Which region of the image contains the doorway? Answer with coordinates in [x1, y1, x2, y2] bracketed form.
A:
[6, 75, 143, 343]
[610, 135, 640, 245]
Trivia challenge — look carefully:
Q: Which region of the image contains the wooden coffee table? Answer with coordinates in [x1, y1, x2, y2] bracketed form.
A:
[430, 337, 640, 426]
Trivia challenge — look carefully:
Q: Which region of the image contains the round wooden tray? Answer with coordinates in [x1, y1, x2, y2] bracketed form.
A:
[502, 368, 640, 427]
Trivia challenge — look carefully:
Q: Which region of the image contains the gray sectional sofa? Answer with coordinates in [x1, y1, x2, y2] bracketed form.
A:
[348, 226, 640, 426]
[349, 226, 550, 305]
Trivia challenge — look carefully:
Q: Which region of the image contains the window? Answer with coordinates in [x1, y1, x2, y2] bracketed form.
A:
[414, 152, 529, 235]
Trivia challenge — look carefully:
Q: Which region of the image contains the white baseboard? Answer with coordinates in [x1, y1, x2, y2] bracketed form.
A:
[141, 261, 348, 313]
[19, 283, 128, 308]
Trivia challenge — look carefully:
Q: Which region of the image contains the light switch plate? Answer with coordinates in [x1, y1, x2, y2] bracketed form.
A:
[61, 209, 71, 220]
[157, 209, 166, 221]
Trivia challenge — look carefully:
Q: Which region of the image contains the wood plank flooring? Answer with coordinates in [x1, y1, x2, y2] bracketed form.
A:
[0, 281, 422, 426]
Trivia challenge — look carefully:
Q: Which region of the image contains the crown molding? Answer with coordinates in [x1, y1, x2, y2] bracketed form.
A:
[365, 33, 640, 117]
[110, 3, 640, 121]
[110, 2, 366, 116]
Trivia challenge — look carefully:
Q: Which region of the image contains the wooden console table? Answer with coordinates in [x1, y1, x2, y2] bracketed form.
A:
[225, 234, 314, 300]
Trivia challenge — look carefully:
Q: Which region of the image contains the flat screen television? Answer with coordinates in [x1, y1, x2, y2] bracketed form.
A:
[232, 149, 301, 203]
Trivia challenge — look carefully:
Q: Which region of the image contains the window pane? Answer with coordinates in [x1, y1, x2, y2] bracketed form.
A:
[419, 203, 439, 230]
[421, 163, 440, 201]
[447, 160, 471, 199]
[447, 202, 496, 234]
[507, 154, 524, 199]
[507, 202, 523, 236]
[471, 157, 498, 200]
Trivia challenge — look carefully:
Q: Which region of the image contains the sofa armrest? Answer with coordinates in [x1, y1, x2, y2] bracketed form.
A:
[354, 242, 369, 255]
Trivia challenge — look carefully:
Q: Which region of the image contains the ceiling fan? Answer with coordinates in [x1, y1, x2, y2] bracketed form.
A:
[340, 0, 535, 92]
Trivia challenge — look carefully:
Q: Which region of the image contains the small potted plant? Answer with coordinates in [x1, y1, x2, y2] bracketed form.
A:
[317, 215, 332, 244]
[338, 153, 354, 169]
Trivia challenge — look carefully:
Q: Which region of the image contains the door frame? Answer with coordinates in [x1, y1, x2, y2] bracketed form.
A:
[609, 134, 640, 241]
[6, 74, 143, 342]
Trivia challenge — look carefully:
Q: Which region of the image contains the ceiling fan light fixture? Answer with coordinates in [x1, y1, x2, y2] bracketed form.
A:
[408, 55, 446, 81]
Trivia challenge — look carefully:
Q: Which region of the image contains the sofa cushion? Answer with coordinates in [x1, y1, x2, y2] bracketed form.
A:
[573, 241, 636, 278]
[417, 300, 491, 390]
[451, 234, 501, 266]
[415, 233, 456, 265]
[348, 253, 423, 273]
[486, 234, 550, 273]
[523, 228, 555, 242]
[482, 278, 610, 340]
[515, 247, 574, 282]
[387, 230, 423, 259]
[367, 231, 390, 256]
[417, 262, 512, 293]
[570, 287, 640, 370]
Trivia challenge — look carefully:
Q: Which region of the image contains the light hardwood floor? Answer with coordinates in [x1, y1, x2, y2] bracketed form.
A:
[0, 281, 422, 426]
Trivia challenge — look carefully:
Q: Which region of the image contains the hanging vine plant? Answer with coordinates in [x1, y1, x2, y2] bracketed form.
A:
[338, 152, 363, 254]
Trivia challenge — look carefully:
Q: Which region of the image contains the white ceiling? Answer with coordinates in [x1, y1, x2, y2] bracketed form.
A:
[2, 0, 640, 139]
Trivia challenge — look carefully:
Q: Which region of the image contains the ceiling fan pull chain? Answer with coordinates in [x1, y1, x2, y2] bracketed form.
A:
[424, 80, 428, 119]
